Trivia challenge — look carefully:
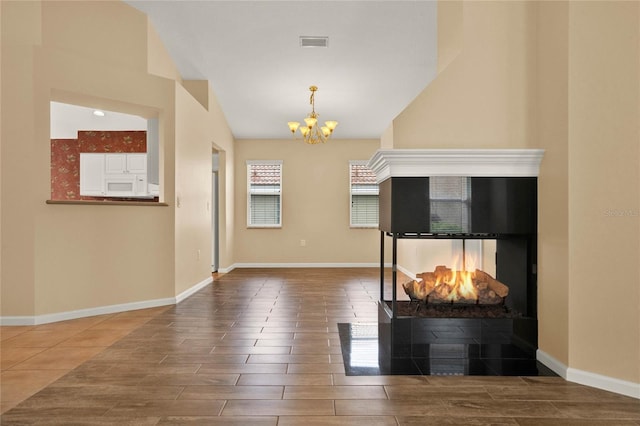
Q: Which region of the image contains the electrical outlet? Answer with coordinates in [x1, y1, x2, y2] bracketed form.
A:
[300, 239, 306, 247]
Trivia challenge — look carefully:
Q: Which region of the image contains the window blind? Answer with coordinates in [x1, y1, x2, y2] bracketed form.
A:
[350, 162, 379, 227]
[248, 162, 282, 227]
[250, 194, 280, 225]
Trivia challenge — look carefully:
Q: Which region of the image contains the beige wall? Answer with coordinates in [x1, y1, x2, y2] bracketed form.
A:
[234, 139, 382, 265]
[174, 80, 235, 284]
[436, 0, 462, 74]
[174, 83, 213, 294]
[567, 1, 639, 383]
[392, 1, 537, 150]
[0, 0, 3, 316]
[392, 0, 640, 387]
[1, 1, 234, 318]
[380, 123, 394, 150]
[2, 0, 39, 316]
[147, 23, 181, 81]
[392, 0, 539, 294]
[181, 80, 236, 273]
[536, 1, 570, 369]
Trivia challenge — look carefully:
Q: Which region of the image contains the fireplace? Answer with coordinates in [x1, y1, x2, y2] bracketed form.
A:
[368, 149, 551, 376]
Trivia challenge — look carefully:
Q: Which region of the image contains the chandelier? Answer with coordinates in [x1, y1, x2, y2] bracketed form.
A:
[287, 86, 338, 144]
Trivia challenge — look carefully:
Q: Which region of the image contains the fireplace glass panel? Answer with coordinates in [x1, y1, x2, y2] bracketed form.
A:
[430, 176, 471, 233]
[405, 239, 496, 279]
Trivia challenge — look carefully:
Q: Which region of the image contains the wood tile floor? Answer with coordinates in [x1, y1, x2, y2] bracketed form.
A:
[1, 268, 639, 425]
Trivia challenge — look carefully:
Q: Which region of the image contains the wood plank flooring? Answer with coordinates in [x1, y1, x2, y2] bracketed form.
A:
[1, 268, 639, 425]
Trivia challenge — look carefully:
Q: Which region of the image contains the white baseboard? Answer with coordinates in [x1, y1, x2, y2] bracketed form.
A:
[217, 264, 236, 273]
[0, 298, 175, 326]
[536, 349, 568, 378]
[537, 349, 640, 399]
[567, 367, 640, 399]
[175, 276, 212, 303]
[0, 276, 213, 326]
[396, 265, 417, 280]
[228, 262, 392, 269]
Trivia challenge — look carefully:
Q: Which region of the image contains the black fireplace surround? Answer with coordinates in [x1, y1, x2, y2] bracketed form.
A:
[376, 175, 552, 376]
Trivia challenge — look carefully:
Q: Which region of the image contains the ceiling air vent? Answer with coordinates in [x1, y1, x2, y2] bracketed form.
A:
[300, 36, 329, 48]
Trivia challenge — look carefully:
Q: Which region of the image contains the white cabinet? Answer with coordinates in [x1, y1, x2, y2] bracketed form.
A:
[79, 153, 105, 196]
[127, 154, 147, 174]
[80, 153, 149, 197]
[105, 154, 126, 174]
[105, 153, 147, 175]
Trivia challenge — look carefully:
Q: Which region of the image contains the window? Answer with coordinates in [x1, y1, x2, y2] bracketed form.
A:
[247, 161, 282, 227]
[350, 161, 379, 228]
[429, 176, 471, 233]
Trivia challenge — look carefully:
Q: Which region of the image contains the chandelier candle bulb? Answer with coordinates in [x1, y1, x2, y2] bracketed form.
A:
[287, 85, 338, 144]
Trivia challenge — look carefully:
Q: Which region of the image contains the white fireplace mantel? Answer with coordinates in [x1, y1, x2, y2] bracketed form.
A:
[367, 149, 545, 183]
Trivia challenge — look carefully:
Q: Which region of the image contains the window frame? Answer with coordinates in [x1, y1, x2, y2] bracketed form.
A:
[349, 161, 379, 229]
[246, 160, 283, 228]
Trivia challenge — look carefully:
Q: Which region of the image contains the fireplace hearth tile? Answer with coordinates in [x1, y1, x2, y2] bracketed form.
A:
[482, 358, 557, 376]
[337, 323, 557, 378]
[411, 343, 481, 359]
[479, 343, 536, 359]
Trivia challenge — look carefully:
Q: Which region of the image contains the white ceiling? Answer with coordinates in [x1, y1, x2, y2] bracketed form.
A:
[126, 1, 438, 140]
[50, 102, 147, 139]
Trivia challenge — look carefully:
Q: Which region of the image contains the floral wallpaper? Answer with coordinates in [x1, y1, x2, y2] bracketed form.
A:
[50, 131, 147, 200]
[50, 139, 81, 200]
[78, 130, 146, 153]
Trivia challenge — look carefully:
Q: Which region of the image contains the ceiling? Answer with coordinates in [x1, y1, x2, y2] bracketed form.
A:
[126, 1, 438, 140]
[50, 102, 147, 139]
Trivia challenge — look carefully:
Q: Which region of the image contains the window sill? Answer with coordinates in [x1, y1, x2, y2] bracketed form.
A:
[350, 225, 379, 229]
[247, 225, 282, 229]
[46, 199, 169, 207]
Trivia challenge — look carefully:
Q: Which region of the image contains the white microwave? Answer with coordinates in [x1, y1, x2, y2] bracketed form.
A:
[104, 175, 136, 197]
[105, 175, 141, 197]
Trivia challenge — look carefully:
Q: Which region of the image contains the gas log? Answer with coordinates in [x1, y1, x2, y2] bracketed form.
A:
[402, 266, 508, 305]
[474, 269, 509, 298]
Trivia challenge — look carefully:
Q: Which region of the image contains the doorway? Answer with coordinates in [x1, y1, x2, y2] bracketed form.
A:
[211, 152, 220, 272]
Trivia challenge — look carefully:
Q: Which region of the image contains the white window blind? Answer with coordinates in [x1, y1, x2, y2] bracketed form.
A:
[350, 162, 379, 228]
[247, 161, 282, 227]
[429, 176, 471, 233]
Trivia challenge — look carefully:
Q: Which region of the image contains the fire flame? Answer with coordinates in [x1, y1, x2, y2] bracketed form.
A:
[433, 255, 478, 302]
[403, 253, 508, 306]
